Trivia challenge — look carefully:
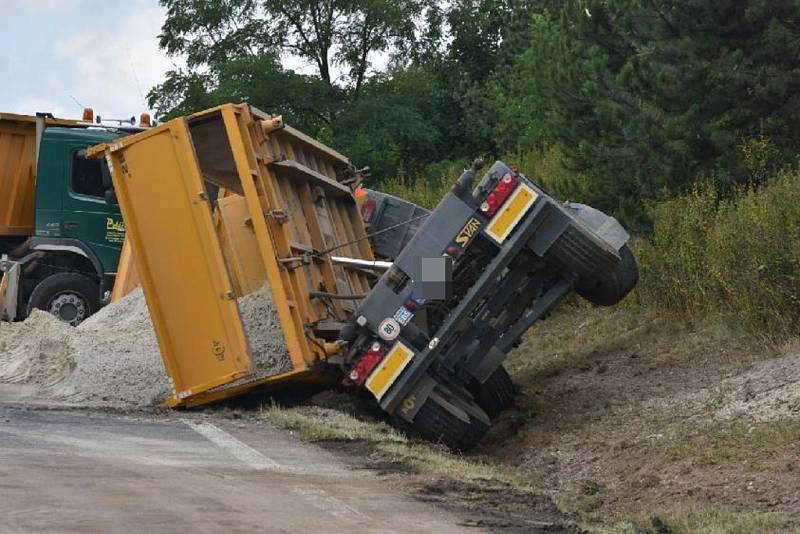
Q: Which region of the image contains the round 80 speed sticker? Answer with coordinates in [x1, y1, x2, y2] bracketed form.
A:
[378, 317, 401, 341]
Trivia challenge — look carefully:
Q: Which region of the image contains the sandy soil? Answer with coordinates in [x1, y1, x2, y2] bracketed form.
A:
[0, 285, 291, 408]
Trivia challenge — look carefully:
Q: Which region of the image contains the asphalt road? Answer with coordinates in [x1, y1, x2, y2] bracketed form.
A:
[0, 387, 471, 533]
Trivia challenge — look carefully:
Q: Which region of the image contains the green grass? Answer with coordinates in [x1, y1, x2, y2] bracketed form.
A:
[599, 506, 790, 534]
[505, 298, 756, 388]
[644, 420, 800, 472]
[257, 403, 535, 488]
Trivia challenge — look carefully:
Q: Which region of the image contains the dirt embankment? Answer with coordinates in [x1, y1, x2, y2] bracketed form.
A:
[205, 302, 800, 532]
[484, 304, 800, 531]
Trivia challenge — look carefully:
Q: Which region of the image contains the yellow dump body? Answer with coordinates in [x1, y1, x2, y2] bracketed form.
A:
[90, 104, 375, 407]
[109, 237, 140, 302]
[0, 113, 78, 236]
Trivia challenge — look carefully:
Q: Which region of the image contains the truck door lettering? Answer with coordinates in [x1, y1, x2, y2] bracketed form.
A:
[455, 217, 481, 247]
[105, 217, 126, 244]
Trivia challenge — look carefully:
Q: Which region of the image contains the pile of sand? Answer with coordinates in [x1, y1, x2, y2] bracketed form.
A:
[641, 350, 800, 423]
[0, 311, 76, 387]
[0, 284, 291, 408]
[51, 288, 171, 407]
[240, 285, 292, 377]
[714, 351, 800, 422]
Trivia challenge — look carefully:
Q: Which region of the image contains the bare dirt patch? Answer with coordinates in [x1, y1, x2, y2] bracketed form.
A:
[482, 303, 800, 531]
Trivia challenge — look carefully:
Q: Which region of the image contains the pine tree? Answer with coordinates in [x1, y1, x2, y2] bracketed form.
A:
[506, 0, 800, 228]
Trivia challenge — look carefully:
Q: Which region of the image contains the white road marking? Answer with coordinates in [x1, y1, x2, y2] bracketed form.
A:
[182, 419, 281, 471]
[182, 419, 373, 522]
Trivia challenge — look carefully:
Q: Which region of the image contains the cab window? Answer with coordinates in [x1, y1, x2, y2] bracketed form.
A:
[71, 150, 105, 198]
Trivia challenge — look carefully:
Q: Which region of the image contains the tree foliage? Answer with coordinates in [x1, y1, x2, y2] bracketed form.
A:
[501, 0, 800, 226]
[153, 0, 424, 96]
[149, 0, 800, 229]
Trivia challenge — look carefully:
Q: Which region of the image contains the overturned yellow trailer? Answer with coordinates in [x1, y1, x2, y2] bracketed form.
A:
[89, 103, 377, 407]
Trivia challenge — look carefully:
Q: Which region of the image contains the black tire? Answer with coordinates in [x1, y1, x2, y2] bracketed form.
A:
[27, 273, 100, 326]
[467, 366, 515, 419]
[576, 244, 639, 307]
[409, 390, 490, 451]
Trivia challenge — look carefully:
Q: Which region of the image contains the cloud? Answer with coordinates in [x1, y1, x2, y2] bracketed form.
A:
[48, 1, 182, 118]
[14, 0, 87, 12]
[14, 96, 69, 118]
[2, 1, 181, 119]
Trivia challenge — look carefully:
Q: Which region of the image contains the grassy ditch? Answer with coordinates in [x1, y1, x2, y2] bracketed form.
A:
[257, 397, 533, 488]
[355, 152, 800, 530]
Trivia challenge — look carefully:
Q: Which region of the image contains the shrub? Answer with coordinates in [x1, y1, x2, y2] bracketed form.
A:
[636, 171, 800, 337]
[378, 145, 587, 210]
[379, 173, 452, 210]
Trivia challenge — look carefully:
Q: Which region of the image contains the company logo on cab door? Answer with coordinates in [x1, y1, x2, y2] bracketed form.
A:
[105, 217, 126, 244]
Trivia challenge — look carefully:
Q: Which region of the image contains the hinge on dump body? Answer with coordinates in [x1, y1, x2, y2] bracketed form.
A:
[278, 253, 312, 271]
[260, 115, 284, 136]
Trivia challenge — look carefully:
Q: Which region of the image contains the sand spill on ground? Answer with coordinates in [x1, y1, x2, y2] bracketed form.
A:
[0, 285, 290, 408]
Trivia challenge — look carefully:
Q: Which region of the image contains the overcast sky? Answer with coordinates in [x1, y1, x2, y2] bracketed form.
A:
[1, 0, 177, 120]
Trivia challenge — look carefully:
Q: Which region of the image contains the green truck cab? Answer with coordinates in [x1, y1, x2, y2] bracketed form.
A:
[0, 112, 139, 325]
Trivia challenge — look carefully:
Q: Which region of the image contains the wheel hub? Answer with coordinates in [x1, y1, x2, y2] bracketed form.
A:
[49, 293, 87, 326]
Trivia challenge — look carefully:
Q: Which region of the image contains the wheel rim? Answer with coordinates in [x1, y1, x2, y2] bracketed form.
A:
[48, 292, 88, 326]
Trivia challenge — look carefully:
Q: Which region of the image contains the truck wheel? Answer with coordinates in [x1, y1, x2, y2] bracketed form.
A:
[576, 244, 638, 307]
[27, 273, 100, 326]
[409, 389, 489, 451]
[467, 366, 515, 419]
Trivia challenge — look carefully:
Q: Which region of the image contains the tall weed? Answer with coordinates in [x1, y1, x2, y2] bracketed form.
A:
[378, 145, 587, 210]
[637, 171, 800, 336]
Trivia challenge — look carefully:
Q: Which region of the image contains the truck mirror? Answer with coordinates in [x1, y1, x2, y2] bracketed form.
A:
[104, 188, 118, 205]
[101, 161, 113, 189]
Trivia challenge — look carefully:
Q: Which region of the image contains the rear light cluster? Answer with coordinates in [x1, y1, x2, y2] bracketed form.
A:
[349, 341, 386, 384]
[445, 245, 461, 257]
[480, 172, 518, 218]
[361, 198, 377, 223]
[404, 297, 420, 311]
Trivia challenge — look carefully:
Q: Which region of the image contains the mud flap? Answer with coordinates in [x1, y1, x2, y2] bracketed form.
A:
[395, 373, 438, 423]
[0, 262, 20, 321]
[441, 382, 492, 427]
[0, 270, 7, 320]
[564, 202, 629, 252]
